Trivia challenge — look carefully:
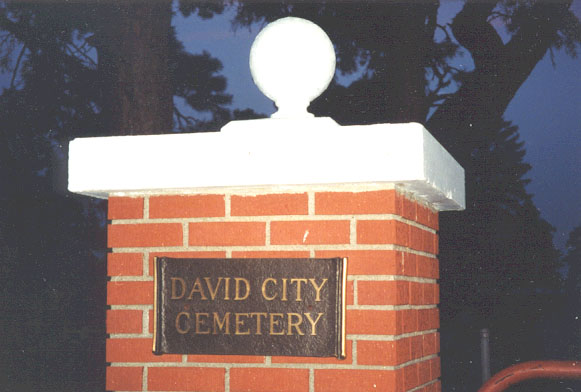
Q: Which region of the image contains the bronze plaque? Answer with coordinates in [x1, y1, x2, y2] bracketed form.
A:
[153, 257, 347, 359]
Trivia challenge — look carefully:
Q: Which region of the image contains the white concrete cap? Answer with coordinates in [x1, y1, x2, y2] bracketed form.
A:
[68, 120, 465, 211]
[68, 17, 464, 211]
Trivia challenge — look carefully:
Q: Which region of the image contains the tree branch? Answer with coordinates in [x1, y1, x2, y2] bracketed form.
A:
[67, 42, 97, 68]
[10, 44, 25, 89]
[450, 1, 503, 71]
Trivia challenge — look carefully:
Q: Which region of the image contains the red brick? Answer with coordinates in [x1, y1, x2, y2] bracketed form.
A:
[108, 197, 144, 220]
[411, 335, 424, 359]
[423, 333, 439, 356]
[404, 363, 420, 390]
[149, 194, 224, 218]
[315, 369, 400, 392]
[402, 252, 418, 276]
[106, 338, 181, 363]
[231, 250, 310, 258]
[315, 190, 397, 215]
[430, 357, 441, 379]
[422, 230, 437, 254]
[419, 308, 439, 331]
[428, 210, 439, 231]
[417, 256, 439, 279]
[107, 281, 153, 305]
[187, 355, 265, 363]
[346, 309, 401, 335]
[316, 250, 403, 275]
[108, 223, 183, 248]
[106, 367, 142, 391]
[231, 193, 308, 216]
[434, 380, 443, 392]
[423, 283, 438, 305]
[410, 281, 423, 305]
[189, 222, 265, 246]
[357, 220, 408, 246]
[358, 339, 410, 366]
[358, 280, 409, 305]
[270, 220, 350, 245]
[399, 337, 412, 363]
[409, 226, 424, 250]
[402, 309, 419, 334]
[346, 280, 354, 305]
[148, 251, 227, 276]
[106, 309, 142, 334]
[148, 367, 225, 391]
[230, 368, 309, 392]
[416, 204, 430, 227]
[272, 340, 353, 365]
[419, 358, 433, 385]
[402, 196, 418, 221]
[108, 253, 143, 276]
[149, 309, 154, 333]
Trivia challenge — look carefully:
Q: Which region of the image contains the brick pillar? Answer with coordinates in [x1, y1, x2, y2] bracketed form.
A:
[104, 188, 441, 391]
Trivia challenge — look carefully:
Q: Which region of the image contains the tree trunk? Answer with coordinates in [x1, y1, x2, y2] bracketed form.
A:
[426, 0, 572, 152]
[95, 0, 173, 135]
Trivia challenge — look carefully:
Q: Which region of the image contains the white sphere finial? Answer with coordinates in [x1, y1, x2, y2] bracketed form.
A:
[249, 17, 336, 119]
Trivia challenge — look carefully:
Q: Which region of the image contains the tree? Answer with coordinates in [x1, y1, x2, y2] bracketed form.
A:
[228, 2, 579, 390]
[93, 1, 174, 134]
[0, 1, 249, 389]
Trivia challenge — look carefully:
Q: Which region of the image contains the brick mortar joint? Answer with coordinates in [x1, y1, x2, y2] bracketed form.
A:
[347, 276, 437, 283]
[104, 329, 439, 342]
[108, 244, 437, 256]
[409, 379, 440, 392]
[347, 304, 438, 311]
[107, 354, 438, 371]
[109, 276, 154, 282]
[347, 329, 439, 341]
[108, 213, 437, 233]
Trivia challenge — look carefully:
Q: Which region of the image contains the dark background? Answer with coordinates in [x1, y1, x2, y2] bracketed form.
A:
[0, 1, 579, 391]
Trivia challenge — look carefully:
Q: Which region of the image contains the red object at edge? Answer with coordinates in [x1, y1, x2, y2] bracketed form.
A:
[478, 361, 581, 392]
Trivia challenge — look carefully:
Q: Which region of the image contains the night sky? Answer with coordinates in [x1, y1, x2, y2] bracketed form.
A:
[174, 1, 581, 252]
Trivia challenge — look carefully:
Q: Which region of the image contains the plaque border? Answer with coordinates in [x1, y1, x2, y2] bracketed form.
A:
[340, 257, 347, 359]
[152, 257, 347, 358]
[152, 256, 159, 353]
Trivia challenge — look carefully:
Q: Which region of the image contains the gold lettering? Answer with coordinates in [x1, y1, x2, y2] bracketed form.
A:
[171, 277, 186, 299]
[261, 278, 277, 300]
[175, 311, 190, 334]
[187, 277, 208, 300]
[290, 278, 308, 301]
[287, 313, 304, 336]
[309, 278, 328, 302]
[204, 277, 223, 300]
[249, 312, 268, 335]
[305, 312, 324, 336]
[195, 313, 211, 334]
[224, 277, 230, 300]
[234, 277, 250, 300]
[235, 313, 251, 335]
[212, 312, 230, 335]
[269, 313, 285, 335]
[281, 278, 288, 301]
